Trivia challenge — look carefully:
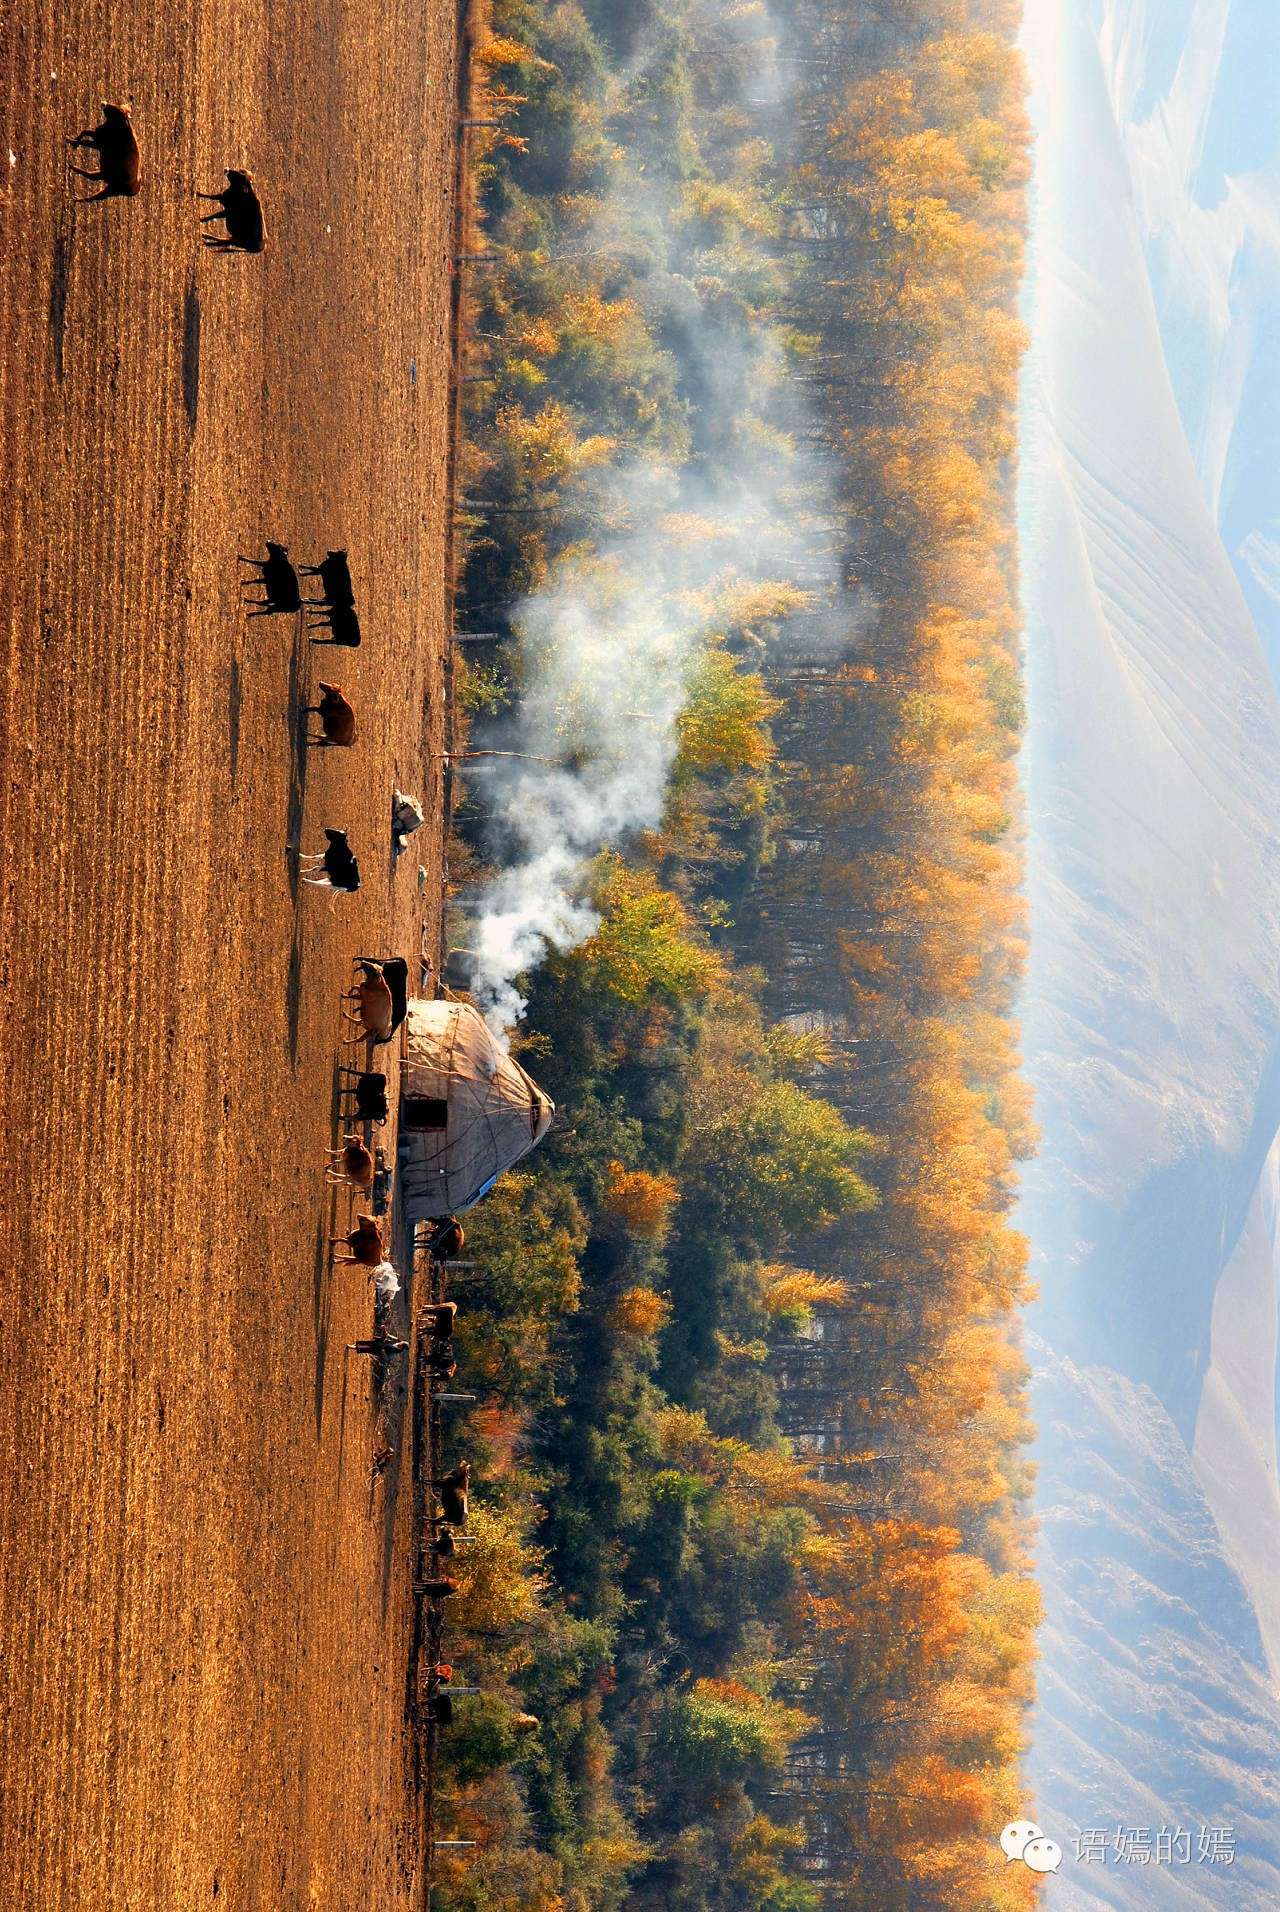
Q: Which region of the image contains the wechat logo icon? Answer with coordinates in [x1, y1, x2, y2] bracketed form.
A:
[1001, 1821, 1063, 1874]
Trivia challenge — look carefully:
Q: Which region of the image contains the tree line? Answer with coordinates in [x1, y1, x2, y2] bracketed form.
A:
[437, 0, 1040, 1906]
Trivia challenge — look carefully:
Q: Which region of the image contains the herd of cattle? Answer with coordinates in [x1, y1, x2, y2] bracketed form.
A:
[69, 96, 485, 1752]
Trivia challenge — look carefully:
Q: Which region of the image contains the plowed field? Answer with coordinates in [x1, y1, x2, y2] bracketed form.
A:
[0, 0, 458, 1901]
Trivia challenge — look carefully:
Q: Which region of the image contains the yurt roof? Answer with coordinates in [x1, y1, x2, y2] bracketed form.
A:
[398, 999, 554, 1217]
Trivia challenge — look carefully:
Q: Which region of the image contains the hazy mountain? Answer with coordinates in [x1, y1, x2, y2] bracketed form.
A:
[1019, 0, 1280, 1895]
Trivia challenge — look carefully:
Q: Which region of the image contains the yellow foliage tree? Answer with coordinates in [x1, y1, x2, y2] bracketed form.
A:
[602, 1161, 680, 1239]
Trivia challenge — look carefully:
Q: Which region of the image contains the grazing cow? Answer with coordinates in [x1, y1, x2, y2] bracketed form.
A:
[307, 601, 361, 648]
[342, 960, 394, 1043]
[415, 1578, 458, 1602]
[67, 102, 140, 200]
[307, 681, 356, 748]
[239, 543, 301, 616]
[426, 1351, 457, 1383]
[421, 1301, 457, 1341]
[299, 827, 360, 893]
[325, 1133, 375, 1190]
[432, 1520, 474, 1556]
[426, 1693, 454, 1726]
[347, 1336, 409, 1357]
[301, 550, 355, 608]
[197, 169, 266, 253]
[338, 1069, 389, 1125]
[432, 1461, 470, 1527]
[357, 955, 408, 1042]
[331, 1212, 386, 1268]
[422, 1217, 465, 1262]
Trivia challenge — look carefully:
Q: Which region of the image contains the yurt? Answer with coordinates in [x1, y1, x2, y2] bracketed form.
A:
[397, 998, 555, 1221]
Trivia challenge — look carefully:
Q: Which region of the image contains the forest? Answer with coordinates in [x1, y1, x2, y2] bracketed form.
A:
[436, 0, 1039, 1905]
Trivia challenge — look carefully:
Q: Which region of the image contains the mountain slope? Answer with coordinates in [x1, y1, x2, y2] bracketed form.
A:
[1020, 0, 1280, 1892]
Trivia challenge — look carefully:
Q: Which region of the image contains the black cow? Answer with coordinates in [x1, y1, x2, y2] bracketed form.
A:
[68, 103, 141, 201]
[239, 542, 301, 616]
[337, 1069, 389, 1125]
[300, 827, 360, 893]
[198, 169, 266, 253]
[307, 601, 361, 648]
[301, 550, 355, 609]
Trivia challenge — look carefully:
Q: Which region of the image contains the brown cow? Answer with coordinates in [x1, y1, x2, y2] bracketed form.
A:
[325, 1133, 375, 1191]
[342, 961, 393, 1043]
[432, 1461, 470, 1527]
[308, 682, 356, 748]
[414, 1577, 458, 1601]
[331, 1213, 385, 1268]
[421, 1301, 458, 1340]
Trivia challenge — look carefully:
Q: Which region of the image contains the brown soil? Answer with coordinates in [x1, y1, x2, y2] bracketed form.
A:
[0, 0, 460, 1902]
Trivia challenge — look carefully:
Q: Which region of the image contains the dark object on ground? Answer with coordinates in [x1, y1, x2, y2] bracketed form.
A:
[426, 1693, 453, 1725]
[300, 827, 359, 892]
[371, 1149, 393, 1216]
[240, 543, 301, 616]
[301, 550, 355, 608]
[338, 1069, 389, 1124]
[68, 103, 140, 201]
[308, 602, 361, 648]
[442, 948, 477, 991]
[307, 682, 355, 747]
[414, 1578, 458, 1601]
[348, 1336, 409, 1357]
[198, 169, 266, 253]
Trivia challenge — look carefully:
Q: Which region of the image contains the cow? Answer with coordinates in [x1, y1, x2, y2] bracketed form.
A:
[307, 602, 361, 648]
[239, 543, 301, 616]
[337, 1069, 389, 1125]
[197, 169, 266, 253]
[342, 960, 393, 1042]
[357, 955, 408, 1042]
[299, 827, 360, 893]
[307, 682, 356, 747]
[420, 1301, 457, 1341]
[67, 103, 140, 200]
[432, 1461, 470, 1528]
[422, 1217, 465, 1262]
[414, 1577, 458, 1601]
[331, 1213, 386, 1268]
[301, 550, 355, 609]
[325, 1133, 375, 1190]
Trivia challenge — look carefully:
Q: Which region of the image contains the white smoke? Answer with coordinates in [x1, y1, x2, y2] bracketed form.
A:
[466, 444, 839, 1026]
[463, 17, 856, 1029]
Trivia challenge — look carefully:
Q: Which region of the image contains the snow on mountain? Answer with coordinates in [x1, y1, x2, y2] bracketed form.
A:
[1019, 0, 1280, 1892]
